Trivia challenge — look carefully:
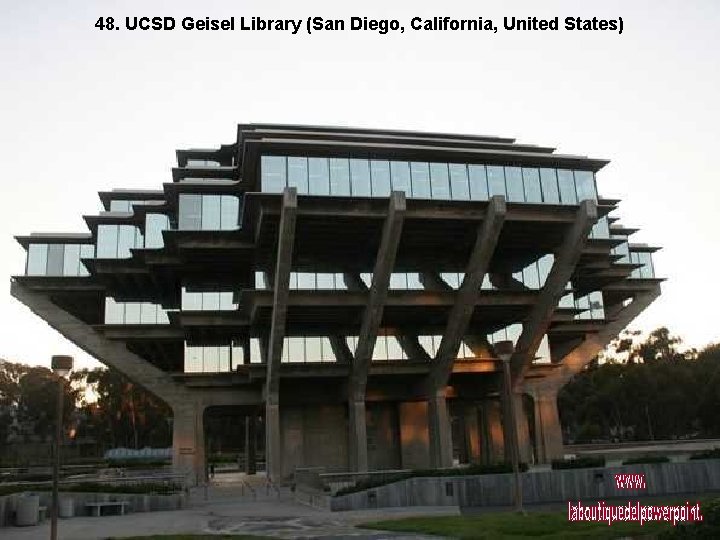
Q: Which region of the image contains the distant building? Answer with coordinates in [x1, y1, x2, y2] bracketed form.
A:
[12, 124, 662, 484]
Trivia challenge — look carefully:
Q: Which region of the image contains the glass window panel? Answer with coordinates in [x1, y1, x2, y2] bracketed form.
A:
[125, 302, 141, 324]
[346, 336, 358, 356]
[201, 195, 221, 230]
[522, 168, 542, 203]
[559, 292, 574, 308]
[418, 335, 435, 357]
[504, 167, 525, 202]
[321, 337, 336, 362]
[140, 303, 156, 324]
[184, 344, 203, 373]
[145, 214, 167, 248]
[481, 275, 493, 290]
[308, 157, 330, 195]
[62, 244, 80, 276]
[329, 158, 351, 196]
[104, 297, 124, 324]
[97, 225, 118, 258]
[360, 273, 372, 288]
[507, 324, 522, 345]
[219, 346, 231, 372]
[296, 272, 316, 290]
[203, 291, 220, 311]
[575, 295, 591, 320]
[80, 243, 94, 260]
[539, 168, 560, 204]
[45, 244, 64, 275]
[231, 342, 244, 369]
[468, 164, 489, 201]
[219, 291, 236, 310]
[406, 273, 422, 289]
[448, 163, 470, 201]
[109, 200, 131, 212]
[204, 346, 220, 372]
[389, 161, 411, 195]
[316, 273, 335, 289]
[220, 196, 239, 230]
[557, 170, 578, 204]
[334, 273, 347, 290]
[574, 171, 597, 201]
[182, 288, 202, 311]
[287, 336, 304, 363]
[441, 272, 460, 289]
[591, 216, 610, 239]
[27, 244, 48, 275]
[390, 273, 408, 290]
[116, 226, 135, 258]
[134, 227, 144, 249]
[250, 338, 262, 364]
[349, 159, 371, 197]
[372, 335, 388, 361]
[261, 155, 287, 193]
[255, 272, 267, 289]
[640, 253, 655, 278]
[537, 254, 554, 286]
[429, 163, 451, 200]
[522, 262, 541, 289]
[305, 337, 322, 363]
[589, 291, 605, 319]
[486, 166, 506, 198]
[387, 336, 404, 360]
[370, 160, 391, 197]
[157, 307, 169, 325]
[287, 157, 309, 194]
[536, 335, 551, 363]
[410, 162, 431, 199]
[178, 194, 202, 230]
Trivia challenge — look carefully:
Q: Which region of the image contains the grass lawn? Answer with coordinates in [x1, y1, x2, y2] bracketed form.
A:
[115, 536, 278, 540]
[362, 511, 673, 539]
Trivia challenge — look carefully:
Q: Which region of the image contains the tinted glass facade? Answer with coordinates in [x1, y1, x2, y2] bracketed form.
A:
[26, 243, 94, 276]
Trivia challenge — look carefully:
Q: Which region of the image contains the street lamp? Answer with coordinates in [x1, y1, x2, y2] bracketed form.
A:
[495, 340, 524, 514]
[50, 355, 73, 540]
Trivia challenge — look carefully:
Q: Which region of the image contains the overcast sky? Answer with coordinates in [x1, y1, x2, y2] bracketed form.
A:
[1, 0, 718, 370]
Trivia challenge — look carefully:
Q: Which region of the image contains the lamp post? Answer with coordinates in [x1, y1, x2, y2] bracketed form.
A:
[494, 340, 523, 514]
[50, 355, 73, 540]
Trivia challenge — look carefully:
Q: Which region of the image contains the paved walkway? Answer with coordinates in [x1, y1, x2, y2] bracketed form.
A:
[4, 491, 455, 539]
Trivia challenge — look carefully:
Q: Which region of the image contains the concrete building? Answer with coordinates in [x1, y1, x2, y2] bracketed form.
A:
[11, 124, 662, 484]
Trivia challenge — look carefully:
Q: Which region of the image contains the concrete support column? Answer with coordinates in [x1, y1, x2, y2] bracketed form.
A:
[532, 388, 564, 463]
[245, 415, 257, 475]
[265, 395, 281, 482]
[464, 404, 482, 463]
[502, 391, 532, 464]
[348, 399, 368, 472]
[172, 403, 205, 486]
[427, 390, 453, 469]
[480, 399, 505, 464]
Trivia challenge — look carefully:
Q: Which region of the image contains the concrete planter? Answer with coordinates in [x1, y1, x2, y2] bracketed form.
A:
[331, 459, 720, 511]
[0, 491, 186, 527]
[15, 495, 39, 526]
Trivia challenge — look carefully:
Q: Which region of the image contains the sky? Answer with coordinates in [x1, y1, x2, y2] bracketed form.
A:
[0, 0, 718, 370]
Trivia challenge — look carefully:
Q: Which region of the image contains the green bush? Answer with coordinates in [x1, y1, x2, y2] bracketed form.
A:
[551, 456, 606, 470]
[622, 455, 670, 465]
[334, 462, 528, 497]
[0, 481, 182, 497]
[660, 497, 720, 539]
[689, 448, 720, 461]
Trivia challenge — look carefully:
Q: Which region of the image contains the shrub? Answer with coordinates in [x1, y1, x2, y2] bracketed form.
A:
[334, 462, 528, 497]
[660, 497, 720, 539]
[0, 481, 182, 497]
[551, 456, 606, 470]
[106, 459, 170, 469]
[622, 455, 670, 465]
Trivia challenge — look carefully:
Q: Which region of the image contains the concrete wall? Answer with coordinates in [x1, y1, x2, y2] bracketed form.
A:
[0, 491, 185, 527]
[331, 460, 720, 511]
[398, 401, 430, 469]
[280, 403, 348, 478]
[367, 402, 401, 470]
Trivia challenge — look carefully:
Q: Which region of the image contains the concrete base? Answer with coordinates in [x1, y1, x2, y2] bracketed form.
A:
[172, 404, 206, 486]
